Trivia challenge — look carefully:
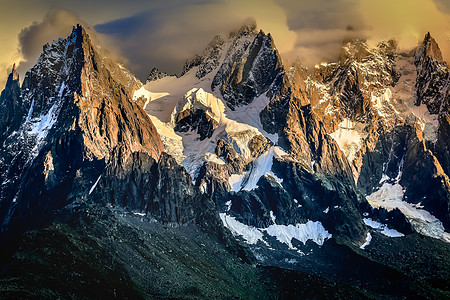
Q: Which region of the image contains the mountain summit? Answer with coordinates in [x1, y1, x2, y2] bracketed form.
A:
[0, 25, 165, 244]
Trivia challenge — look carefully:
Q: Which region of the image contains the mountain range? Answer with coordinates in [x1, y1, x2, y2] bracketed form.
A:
[0, 23, 449, 299]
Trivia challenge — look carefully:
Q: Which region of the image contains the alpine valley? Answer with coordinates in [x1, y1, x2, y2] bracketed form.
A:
[0, 22, 449, 299]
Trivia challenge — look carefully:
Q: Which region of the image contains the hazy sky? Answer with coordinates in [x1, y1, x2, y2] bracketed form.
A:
[0, 0, 449, 87]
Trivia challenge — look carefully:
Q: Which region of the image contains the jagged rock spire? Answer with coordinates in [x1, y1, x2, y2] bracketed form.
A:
[146, 67, 172, 83]
[414, 32, 448, 114]
[416, 32, 444, 62]
[9, 63, 19, 82]
[0, 24, 164, 245]
[424, 32, 443, 61]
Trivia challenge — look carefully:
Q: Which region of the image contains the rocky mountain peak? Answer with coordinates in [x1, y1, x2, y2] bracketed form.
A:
[9, 63, 19, 82]
[414, 32, 449, 114]
[417, 32, 444, 62]
[212, 26, 283, 110]
[339, 37, 371, 62]
[146, 67, 173, 83]
[0, 24, 164, 244]
[0, 63, 22, 146]
[180, 34, 226, 79]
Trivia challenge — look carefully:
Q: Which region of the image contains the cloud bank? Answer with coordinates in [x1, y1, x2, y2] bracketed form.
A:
[15, 8, 128, 81]
[1, 0, 449, 87]
[95, 0, 296, 80]
[94, 0, 450, 79]
[16, 9, 84, 77]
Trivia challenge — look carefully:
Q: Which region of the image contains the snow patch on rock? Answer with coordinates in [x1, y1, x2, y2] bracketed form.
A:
[360, 232, 372, 249]
[329, 118, 367, 162]
[24, 102, 60, 159]
[366, 182, 450, 242]
[219, 213, 264, 244]
[88, 174, 102, 195]
[229, 147, 287, 192]
[219, 212, 332, 248]
[265, 221, 332, 248]
[204, 152, 225, 165]
[363, 218, 404, 237]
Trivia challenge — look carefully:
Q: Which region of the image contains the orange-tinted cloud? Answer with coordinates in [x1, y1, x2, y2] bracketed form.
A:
[1, 0, 449, 88]
[360, 0, 450, 60]
[95, 0, 296, 80]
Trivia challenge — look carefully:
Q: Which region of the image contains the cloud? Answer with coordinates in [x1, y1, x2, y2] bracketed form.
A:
[359, 0, 450, 59]
[14, 8, 130, 83]
[274, 0, 366, 66]
[16, 8, 86, 78]
[274, 0, 450, 66]
[2, 0, 450, 89]
[95, 0, 296, 81]
[94, 0, 450, 75]
[432, 0, 450, 14]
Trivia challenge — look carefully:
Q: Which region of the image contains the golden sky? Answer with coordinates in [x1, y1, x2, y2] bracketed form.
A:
[0, 0, 449, 87]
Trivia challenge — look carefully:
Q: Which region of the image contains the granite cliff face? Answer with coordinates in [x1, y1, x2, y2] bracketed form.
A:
[0, 25, 449, 299]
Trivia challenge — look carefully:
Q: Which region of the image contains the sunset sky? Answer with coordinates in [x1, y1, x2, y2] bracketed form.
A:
[1, 0, 449, 87]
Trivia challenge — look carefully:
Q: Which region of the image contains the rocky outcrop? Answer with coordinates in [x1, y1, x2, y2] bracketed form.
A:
[357, 123, 450, 231]
[215, 139, 247, 174]
[97, 152, 197, 224]
[414, 33, 450, 176]
[401, 125, 450, 230]
[174, 109, 219, 140]
[294, 37, 404, 186]
[260, 72, 356, 187]
[170, 87, 221, 140]
[196, 35, 225, 79]
[357, 127, 409, 195]
[248, 134, 272, 158]
[435, 112, 450, 175]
